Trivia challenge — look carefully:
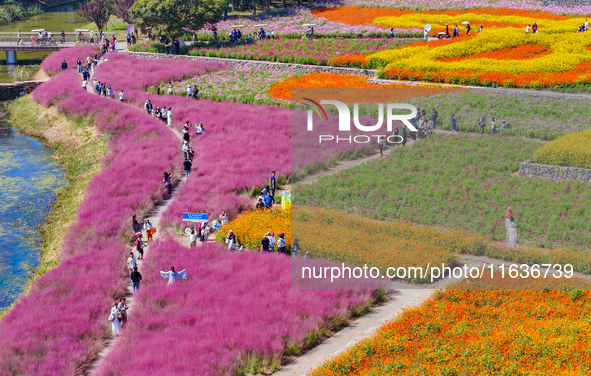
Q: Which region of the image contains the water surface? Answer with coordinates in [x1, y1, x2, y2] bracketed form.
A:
[0, 104, 65, 309]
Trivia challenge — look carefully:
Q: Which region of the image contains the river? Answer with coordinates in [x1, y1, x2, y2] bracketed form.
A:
[0, 3, 87, 83]
[0, 103, 65, 309]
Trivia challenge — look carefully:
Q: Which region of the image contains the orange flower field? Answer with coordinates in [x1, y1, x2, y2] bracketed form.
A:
[310, 282, 591, 376]
[269, 72, 462, 102]
[437, 44, 552, 62]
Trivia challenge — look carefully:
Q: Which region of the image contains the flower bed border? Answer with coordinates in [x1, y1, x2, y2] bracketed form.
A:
[519, 160, 591, 183]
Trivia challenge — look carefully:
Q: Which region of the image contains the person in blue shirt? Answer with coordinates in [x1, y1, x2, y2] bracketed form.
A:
[263, 191, 275, 208]
[270, 171, 276, 197]
[61, 60, 67, 70]
[451, 114, 457, 133]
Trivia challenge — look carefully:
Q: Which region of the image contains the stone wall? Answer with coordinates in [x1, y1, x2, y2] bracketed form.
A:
[0, 81, 43, 101]
[122, 51, 377, 77]
[519, 161, 591, 183]
[543, 0, 591, 6]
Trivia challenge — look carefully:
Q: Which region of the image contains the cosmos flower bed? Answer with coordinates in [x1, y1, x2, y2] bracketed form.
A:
[310, 284, 591, 376]
[94, 239, 377, 376]
[193, 4, 418, 40]
[532, 128, 591, 169]
[0, 67, 182, 374]
[295, 133, 591, 250]
[188, 37, 418, 65]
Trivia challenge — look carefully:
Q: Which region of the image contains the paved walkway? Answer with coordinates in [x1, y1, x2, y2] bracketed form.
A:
[82, 58, 185, 375]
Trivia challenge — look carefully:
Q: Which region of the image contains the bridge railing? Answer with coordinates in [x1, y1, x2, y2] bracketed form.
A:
[0, 32, 116, 47]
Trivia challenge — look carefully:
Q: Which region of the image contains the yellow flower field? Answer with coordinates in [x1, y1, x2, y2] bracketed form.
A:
[532, 128, 591, 169]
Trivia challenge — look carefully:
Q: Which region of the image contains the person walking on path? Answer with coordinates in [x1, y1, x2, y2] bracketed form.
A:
[144, 219, 154, 245]
[506, 222, 518, 247]
[131, 267, 142, 294]
[226, 230, 237, 251]
[163, 172, 172, 197]
[451, 114, 457, 133]
[270, 171, 276, 197]
[291, 239, 301, 258]
[201, 222, 210, 243]
[119, 90, 124, 102]
[117, 298, 129, 323]
[378, 136, 385, 156]
[188, 229, 197, 247]
[132, 215, 141, 233]
[219, 210, 229, 225]
[126, 252, 137, 275]
[167, 108, 173, 127]
[491, 117, 497, 135]
[183, 157, 192, 178]
[479, 114, 486, 134]
[135, 234, 144, 260]
[160, 266, 187, 286]
[108, 302, 122, 336]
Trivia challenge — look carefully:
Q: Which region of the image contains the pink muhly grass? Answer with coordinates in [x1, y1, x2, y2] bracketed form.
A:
[0, 65, 183, 375]
[95, 239, 374, 376]
[94, 54, 227, 91]
[40, 46, 99, 75]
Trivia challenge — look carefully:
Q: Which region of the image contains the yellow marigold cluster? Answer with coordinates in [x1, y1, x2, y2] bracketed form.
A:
[368, 28, 591, 74]
[532, 128, 591, 169]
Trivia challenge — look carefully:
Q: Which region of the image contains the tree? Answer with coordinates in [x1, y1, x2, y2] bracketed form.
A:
[129, 0, 226, 38]
[77, 0, 114, 31]
[114, 0, 136, 23]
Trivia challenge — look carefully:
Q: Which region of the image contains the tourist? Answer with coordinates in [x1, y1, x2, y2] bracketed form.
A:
[60, 31, 65, 44]
[161, 107, 167, 124]
[135, 233, 144, 260]
[126, 252, 137, 276]
[61, 60, 67, 70]
[167, 108, 173, 127]
[478, 25, 483, 33]
[532, 21, 538, 33]
[432, 108, 438, 126]
[506, 222, 518, 247]
[144, 219, 154, 245]
[82, 79, 87, 91]
[445, 24, 450, 38]
[226, 230, 236, 251]
[526, 24, 531, 34]
[264, 191, 275, 208]
[195, 123, 204, 134]
[378, 135, 385, 156]
[17, 30, 23, 45]
[453, 24, 459, 37]
[201, 222, 210, 242]
[277, 233, 287, 254]
[132, 215, 141, 232]
[500, 120, 510, 131]
[505, 206, 514, 229]
[118, 298, 129, 323]
[261, 233, 270, 252]
[429, 116, 435, 133]
[187, 84, 192, 98]
[389, 28, 395, 38]
[119, 90, 124, 102]
[182, 141, 191, 160]
[108, 302, 122, 336]
[479, 114, 486, 134]
[108, 85, 114, 99]
[586, 19, 589, 31]
[255, 197, 265, 209]
[163, 171, 172, 196]
[270, 171, 276, 197]
[219, 210, 229, 225]
[145, 100, 152, 114]
[183, 157, 192, 178]
[401, 127, 407, 146]
[182, 123, 190, 142]
[77, 58, 82, 73]
[268, 232, 276, 253]
[451, 114, 457, 132]
[491, 117, 496, 135]
[131, 267, 142, 294]
[304, 250, 310, 260]
[167, 82, 173, 95]
[291, 239, 301, 258]
[188, 228, 197, 247]
[159, 266, 187, 286]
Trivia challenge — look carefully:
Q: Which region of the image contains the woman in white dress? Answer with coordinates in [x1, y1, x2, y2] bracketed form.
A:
[160, 266, 187, 287]
[506, 222, 518, 247]
[108, 302, 122, 336]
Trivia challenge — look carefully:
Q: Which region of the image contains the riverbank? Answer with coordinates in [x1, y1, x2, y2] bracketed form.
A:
[1, 96, 106, 316]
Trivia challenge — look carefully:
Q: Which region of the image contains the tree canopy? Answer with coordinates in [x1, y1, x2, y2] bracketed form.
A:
[129, 0, 226, 37]
[77, 0, 113, 31]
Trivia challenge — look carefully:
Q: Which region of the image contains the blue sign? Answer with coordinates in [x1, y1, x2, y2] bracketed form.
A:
[182, 213, 208, 222]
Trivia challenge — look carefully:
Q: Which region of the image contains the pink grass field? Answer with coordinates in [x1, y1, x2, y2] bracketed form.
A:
[0, 54, 380, 375]
[95, 240, 374, 376]
[40, 45, 99, 75]
[0, 69, 182, 376]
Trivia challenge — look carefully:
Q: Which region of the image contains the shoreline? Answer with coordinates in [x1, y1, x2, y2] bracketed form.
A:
[1, 95, 106, 317]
